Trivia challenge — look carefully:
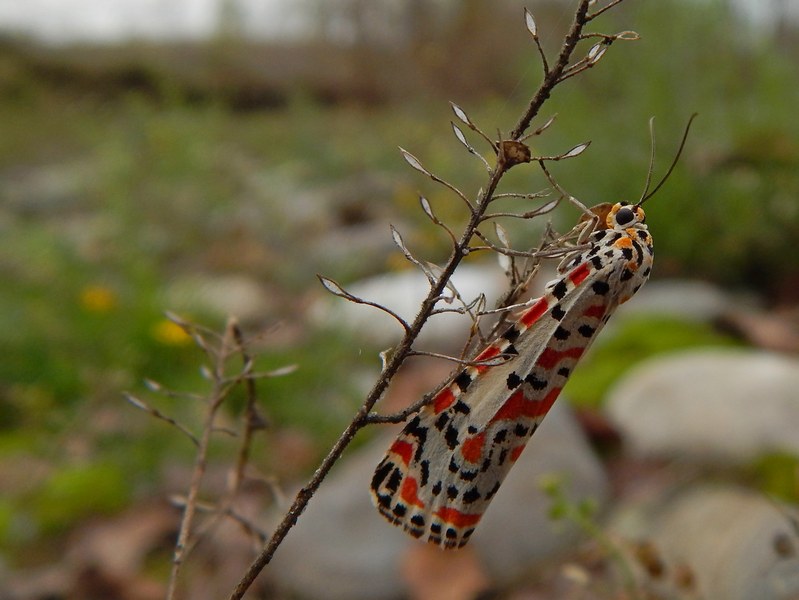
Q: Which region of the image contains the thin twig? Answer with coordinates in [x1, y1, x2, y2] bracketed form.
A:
[228, 2, 628, 597]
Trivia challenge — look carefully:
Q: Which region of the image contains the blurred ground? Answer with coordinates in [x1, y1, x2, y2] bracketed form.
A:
[1, 1, 798, 598]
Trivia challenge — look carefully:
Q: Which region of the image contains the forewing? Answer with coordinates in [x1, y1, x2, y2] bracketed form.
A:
[371, 224, 653, 549]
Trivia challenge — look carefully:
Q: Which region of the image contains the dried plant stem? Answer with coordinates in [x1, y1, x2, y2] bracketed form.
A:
[166, 320, 239, 600]
[227, 1, 619, 597]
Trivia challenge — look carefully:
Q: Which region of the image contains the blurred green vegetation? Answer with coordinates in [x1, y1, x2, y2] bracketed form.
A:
[0, 0, 797, 558]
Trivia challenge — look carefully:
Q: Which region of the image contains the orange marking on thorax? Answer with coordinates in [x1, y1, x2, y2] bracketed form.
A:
[460, 432, 486, 464]
[400, 476, 426, 509]
[537, 346, 584, 370]
[614, 237, 633, 249]
[434, 506, 483, 528]
[521, 297, 549, 327]
[390, 439, 414, 465]
[433, 388, 455, 414]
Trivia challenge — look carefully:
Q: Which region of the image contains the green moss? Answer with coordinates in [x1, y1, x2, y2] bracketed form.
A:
[33, 462, 131, 534]
[749, 452, 799, 503]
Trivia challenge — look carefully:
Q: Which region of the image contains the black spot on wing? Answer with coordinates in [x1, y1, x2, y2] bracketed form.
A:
[453, 400, 471, 415]
[507, 372, 522, 389]
[621, 247, 634, 260]
[502, 326, 520, 342]
[498, 448, 508, 465]
[621, 268, 634, 281]
[454, 371, 472, 391]
[525, 373, 547, 390]
[435, 413, 449, 431]
[552, 280, 568, 299]
[578, 324, 596, 337]
[504, 344, 519, 356]
[554, 325, 570, 340]
[375, 492, 391, 509]
[386, 468, 402, 493]
[463, 487, 481, 504]
[419, 460, 430, 486]
[447, 485, 459, 500]
[460, 469, 478, 481]
[444, 424, 458, 450]
[551, 304, 566, 320]
[411, 514, 425, 527]
[514, 423, 529, 437]
[432, 481, 442, 496]
[590, 256, 604, 270]
[592, 281, 610, 295]
[372, 462, 392, 490]
[558, 366, 571, 377]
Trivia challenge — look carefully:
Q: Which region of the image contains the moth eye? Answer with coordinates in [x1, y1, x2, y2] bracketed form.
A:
[615, 206, 635, 226]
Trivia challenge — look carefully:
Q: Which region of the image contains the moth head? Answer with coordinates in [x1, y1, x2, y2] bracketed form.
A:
[580, 202, 646, 231]
[608, 202, 646, 230]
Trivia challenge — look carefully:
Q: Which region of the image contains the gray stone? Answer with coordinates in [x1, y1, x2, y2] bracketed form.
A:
[268, 400, 608, 599]
[606, 349, 799, 463]
[609, 485, 799, 600]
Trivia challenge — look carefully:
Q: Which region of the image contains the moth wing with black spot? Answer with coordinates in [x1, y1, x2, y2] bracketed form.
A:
[371, 220, 653, 549]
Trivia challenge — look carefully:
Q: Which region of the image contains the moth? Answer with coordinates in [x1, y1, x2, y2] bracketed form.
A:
[369, 200, 652, 549]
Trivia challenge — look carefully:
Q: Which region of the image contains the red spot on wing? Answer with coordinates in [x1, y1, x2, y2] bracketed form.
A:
[460, 432, 486, 464]
[400, 476, 425, 509]
[433, 388, 455, 414]
[474, 345, 500, 374]
[490, 386, 561, 423]
[390, 440, 414, 465]
[583, 304, 606, 319]
[537, 347, 584, 370]
[568, 262, 591, 286]
[521, 297, 549, 327]
[434, 506, 483, 528]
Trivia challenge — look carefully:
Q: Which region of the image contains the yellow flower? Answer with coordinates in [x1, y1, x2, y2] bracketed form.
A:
[151, 319, 191, 346]
[79, 285, 118, 313]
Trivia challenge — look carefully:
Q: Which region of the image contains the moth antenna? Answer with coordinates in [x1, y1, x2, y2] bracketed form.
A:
[637, 116, 657, 203]
[637, 113, 698, 207]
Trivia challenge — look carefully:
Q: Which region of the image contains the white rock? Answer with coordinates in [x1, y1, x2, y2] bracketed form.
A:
[606, 349, 799, 463]
[268, 401, 608, 599]
[616, 279, 739, 322]
[164, 274, 274, 321]
[311, 263, 511, 351]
